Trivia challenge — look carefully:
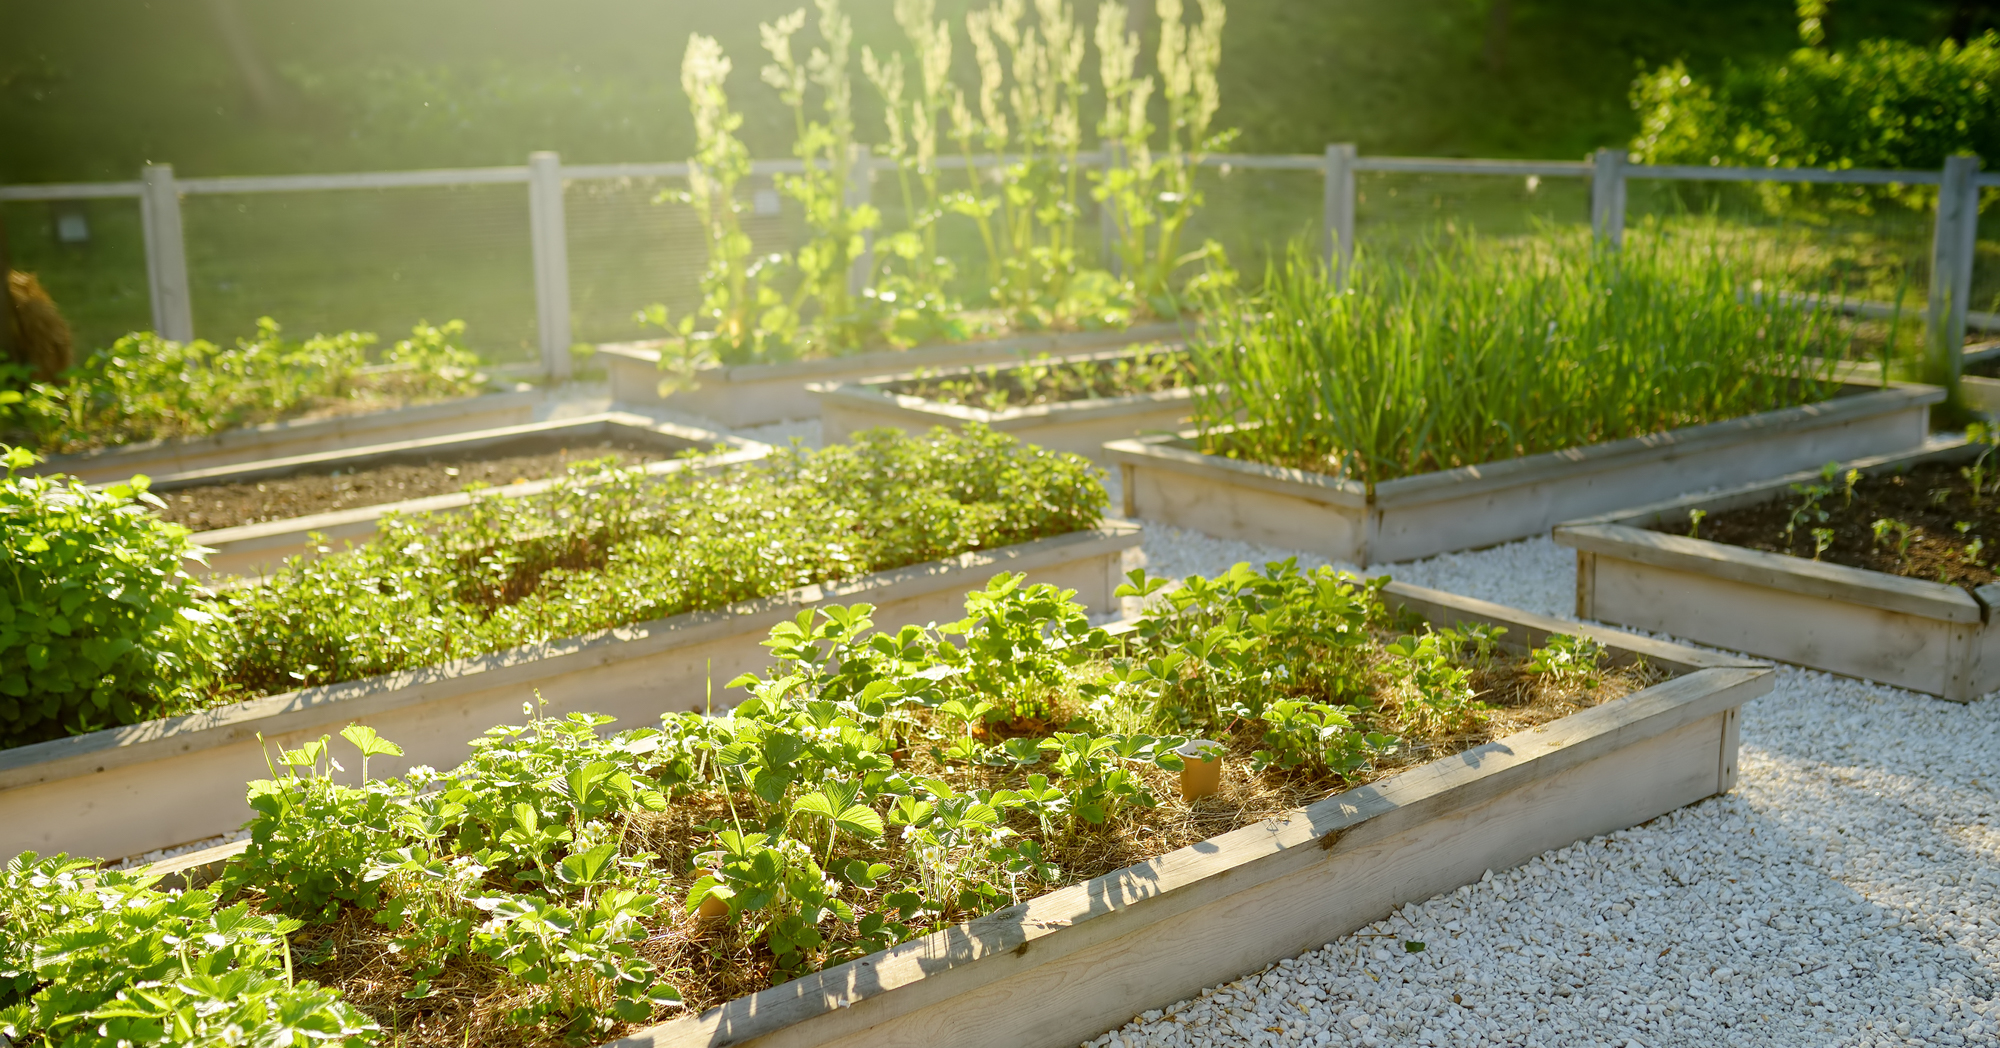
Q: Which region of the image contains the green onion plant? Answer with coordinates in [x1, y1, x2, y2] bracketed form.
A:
[1186, 225, 1847, 492]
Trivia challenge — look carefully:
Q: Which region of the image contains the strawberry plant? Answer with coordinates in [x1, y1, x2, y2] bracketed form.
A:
[0, 852, 376, 1048]
[0, 318, 487, 455]
[1, 559, 1658, 1046]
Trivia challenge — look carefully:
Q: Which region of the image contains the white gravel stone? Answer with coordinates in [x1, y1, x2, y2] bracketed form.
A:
[1087, 530, 2000, 1048]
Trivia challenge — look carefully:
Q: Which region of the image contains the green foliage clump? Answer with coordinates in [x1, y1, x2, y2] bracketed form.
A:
[216, 721, 684, 1039]
[644, 0, 1234, 367]
[1187, 228, 1843, 487]
[1631, 32, 2000, 212]
[0, 317, 487, 455]
[0, 446, 226, 748]
[5, 563, 1642, 1039]
[216, 425, 1105, 699]
[0, 852, 376, 1048]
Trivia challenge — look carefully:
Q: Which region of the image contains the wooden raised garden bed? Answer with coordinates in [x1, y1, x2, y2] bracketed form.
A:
[154, 413, 761, 580]
[1106, 382, 1943, 567]
[1555, 438, 2000, 701]
[129, 578, 1766, 1048]
[0, 523, 1140, 863]
[595, 582, 1767, 1048]
[37, 387, 553, 485]
[601, 324, 1182, 429]
[812, 345, 1199, 464]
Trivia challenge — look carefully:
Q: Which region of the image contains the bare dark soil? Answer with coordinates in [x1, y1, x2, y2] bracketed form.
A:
[156, 442, 668, 532]
[1661, 459, 2000, 589]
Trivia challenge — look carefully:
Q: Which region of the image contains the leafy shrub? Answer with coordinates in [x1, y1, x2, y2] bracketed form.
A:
[0, 317, 487, 455]
[0, 446, 227, 747]
[1188, 228, 1843, 486]
[1631, 32, 2000, 213]
[215, 425, 1105, 699]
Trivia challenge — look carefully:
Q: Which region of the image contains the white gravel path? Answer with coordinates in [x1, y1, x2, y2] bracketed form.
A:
[1091, 525, 2000, 1048]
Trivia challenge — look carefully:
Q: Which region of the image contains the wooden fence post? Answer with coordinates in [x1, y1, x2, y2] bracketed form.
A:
[528, 151, 572, 383]
[140, 164, 195, 341]
[1590, 148, 1626, 249]
[1927, 153, 1982, 392]
[1323, 143, 1356, 286]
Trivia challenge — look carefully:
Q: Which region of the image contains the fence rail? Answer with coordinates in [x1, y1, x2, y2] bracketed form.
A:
[2, 146, 1988, 384]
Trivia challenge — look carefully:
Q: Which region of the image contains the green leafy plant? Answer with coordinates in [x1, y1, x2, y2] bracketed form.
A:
[1785, 464, 1840, 546]
[1092, 0, 1234, 317]
[214, 425, 1103, 704]
[1632, 27, 2000, 214]
[0, 852, 376, 1048]
[657, 34, 793, 367]
[1872, 516, 1920, 566]
[1525, 633, 1607, 687]
[1963, 423, 1998, 509]
[656, 0, 1237, 360]
[3, 557, 1655, 1041]
[0, 445, 228, 747]
[0, 318, 486, 455]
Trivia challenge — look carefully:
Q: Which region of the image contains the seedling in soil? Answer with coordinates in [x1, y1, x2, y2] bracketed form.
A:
[1526, 633, 1607, 686]
[1872, 517, 1920, 567]
[1686, 508, 1707, 539]
[1786, 475, 1834, 544]
[1965, 423, 1999, 509]
[1812, 528, 1834, 560]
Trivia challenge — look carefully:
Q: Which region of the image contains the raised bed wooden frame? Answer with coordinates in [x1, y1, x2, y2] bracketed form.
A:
[0, 524, 1141, 862]
[583, 582, 1769, 1048]
[37, 388, 554, 485]
[1555, 439, 1997, 701]
[1106, 383, 1943, 567]
[166, 413, 762, 580]
[812, 345, 1199, 464]
[601, 324, 1183, 429]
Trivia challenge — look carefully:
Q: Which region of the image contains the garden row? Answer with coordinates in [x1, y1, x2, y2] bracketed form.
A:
[3, 205, 1986, 1048]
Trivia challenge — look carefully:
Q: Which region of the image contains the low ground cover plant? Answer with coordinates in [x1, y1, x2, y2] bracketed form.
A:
[883, 344, 1189, 411]
[0, 446, 226, 748]
[1, 563, 1660, 1047]
[1675, 442, 2000, 589]
[1186, 226, 1846, 490]
[0, 318, 487, 455]
[0, 426, 1102, 747]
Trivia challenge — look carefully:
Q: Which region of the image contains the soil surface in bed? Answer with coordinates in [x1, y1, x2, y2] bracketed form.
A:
[885, 345, 1185, 409]
[1657, 459, 2000, 589]
[156, 442, 671, 532]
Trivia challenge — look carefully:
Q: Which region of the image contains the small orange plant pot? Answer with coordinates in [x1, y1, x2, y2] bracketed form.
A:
[696, 869, 731, 921]
[1176, 739, 1225, 802]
